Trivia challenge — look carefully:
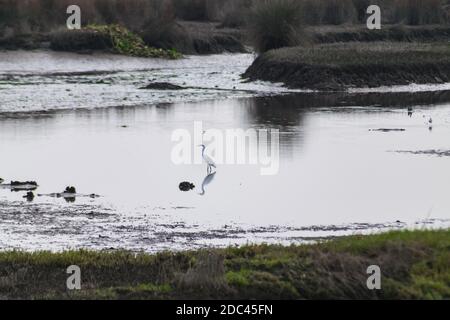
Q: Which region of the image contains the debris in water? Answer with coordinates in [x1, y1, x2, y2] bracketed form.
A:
[11, 181, 38, 186]
[179, 181, 195, 192]
[394, 149, 450, 157]
[64, 186, 76, 194]
[369, 128, 405, 132]
[9, 181, 38, 191]
[140, 82, 184, 90]
[23, 191, 34, 202]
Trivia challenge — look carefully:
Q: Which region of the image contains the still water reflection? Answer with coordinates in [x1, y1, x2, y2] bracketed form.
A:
[1, 91, 450, 251]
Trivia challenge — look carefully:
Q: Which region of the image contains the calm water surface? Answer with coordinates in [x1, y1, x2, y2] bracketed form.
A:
[0, 51, 449, 252]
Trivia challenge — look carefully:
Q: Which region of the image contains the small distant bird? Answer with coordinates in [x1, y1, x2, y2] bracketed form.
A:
[423, 115, 433, 131]
[423, 115, 432, 123]
[407, 107, 413, 117]
[198, 144, 216, 174]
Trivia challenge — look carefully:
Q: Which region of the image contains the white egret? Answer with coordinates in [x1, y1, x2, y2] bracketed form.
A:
[198, 144, 216, 174]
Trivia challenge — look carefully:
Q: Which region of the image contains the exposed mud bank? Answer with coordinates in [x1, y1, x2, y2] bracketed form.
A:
[243, 42, 450, 91]
[49, 29, 113, 52]
[251, 89, 450, 109]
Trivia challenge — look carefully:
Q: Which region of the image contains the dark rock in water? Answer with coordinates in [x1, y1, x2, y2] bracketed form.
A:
[11, 181, 38, 186]
[140, 82, 184, 90]
[179, 181, 195, 191]
[64, 186, 77, 194]
[24, 191, 34, 201]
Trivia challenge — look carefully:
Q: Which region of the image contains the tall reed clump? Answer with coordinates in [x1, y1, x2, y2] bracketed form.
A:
[1, 0, 449, 39]
[394, 0, 446, 25]
[249, 0, 307, 53]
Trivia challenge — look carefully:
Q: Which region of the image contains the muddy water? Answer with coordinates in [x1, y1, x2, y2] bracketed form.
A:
[0, 51, 449, 252]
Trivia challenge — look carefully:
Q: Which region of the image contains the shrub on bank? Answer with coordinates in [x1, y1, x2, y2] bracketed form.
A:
[394, 0, 446, 25]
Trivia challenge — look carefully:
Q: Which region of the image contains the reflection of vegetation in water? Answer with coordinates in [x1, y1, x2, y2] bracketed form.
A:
[0, 229, 448, 299]
[86, 24, 181, 59]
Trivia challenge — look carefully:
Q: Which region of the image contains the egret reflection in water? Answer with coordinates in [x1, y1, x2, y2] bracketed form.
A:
[198, 172, 216, 196]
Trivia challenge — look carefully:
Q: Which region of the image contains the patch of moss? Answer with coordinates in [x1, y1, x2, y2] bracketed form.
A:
[86, 24, 181, 59]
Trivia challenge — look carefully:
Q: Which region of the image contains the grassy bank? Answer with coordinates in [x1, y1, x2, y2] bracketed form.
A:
[50, 24, 181, 58]
[0, 229, 448, 299]
[244, 42, 450, 90]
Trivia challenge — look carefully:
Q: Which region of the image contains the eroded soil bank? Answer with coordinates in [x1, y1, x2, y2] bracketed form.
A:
[243, 42, 450, 91]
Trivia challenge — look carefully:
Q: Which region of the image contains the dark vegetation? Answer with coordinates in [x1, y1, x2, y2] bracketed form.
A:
[1, 0, 446, 33]
[246, 0, 450, 52]
[0, 0, 250, 54]
[1, 0, 450, 54]
[0, 230, 448, 299]
[248, 0, 307, 53]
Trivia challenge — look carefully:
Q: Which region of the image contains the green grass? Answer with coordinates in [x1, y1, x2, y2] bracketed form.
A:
[0, 229, 448, 299]
[85, 24, 181, 59]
